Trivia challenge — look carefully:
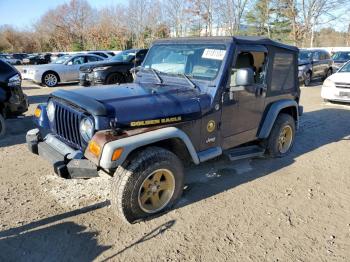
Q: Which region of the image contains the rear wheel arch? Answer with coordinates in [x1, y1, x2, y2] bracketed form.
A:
[258, 100, 299, 139]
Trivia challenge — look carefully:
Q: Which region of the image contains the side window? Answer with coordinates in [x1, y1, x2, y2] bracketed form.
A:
[313, 52, 320, 61]
[87, 56, 101, 63]
[232, 51, 267, 85]
[320, 52, 326, 60]
[324, 51, 330, 59]
[71, 56, 85, 65]
[270, 52, 295, 92]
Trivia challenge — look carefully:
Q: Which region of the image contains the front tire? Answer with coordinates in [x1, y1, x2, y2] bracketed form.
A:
[106, 73, 124, 85]
[265, 113, 296, 157]
[43, 72, 58, 87]
[324, 68, 332, 80]
[111, 147, 184, 223]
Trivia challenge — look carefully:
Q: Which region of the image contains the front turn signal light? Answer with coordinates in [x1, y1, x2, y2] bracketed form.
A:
[88, 140, 101, 157]
[111, 148, 123, 161]
[34, 108, 42, 118]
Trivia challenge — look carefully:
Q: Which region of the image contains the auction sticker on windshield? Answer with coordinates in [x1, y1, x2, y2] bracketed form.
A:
[202, 49, 226, 60]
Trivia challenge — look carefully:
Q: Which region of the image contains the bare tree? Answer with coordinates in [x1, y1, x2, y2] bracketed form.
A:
[163, 0, 188, 37]
[218, 0, 250, 35]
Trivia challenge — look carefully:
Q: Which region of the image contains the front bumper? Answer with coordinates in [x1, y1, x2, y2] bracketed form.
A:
[21, 70, 41, 83]
[79, 71, 106, 86]
[26, 129, 99, 179]
[6, 93, 29, 116]
[321, 86, 350, 102]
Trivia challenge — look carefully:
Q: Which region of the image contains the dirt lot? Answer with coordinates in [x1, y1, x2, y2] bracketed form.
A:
[0, 80, 349, 262]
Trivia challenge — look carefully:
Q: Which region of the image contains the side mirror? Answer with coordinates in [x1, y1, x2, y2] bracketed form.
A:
[67, 61, 73, 65]
[230, 68, 254, 88]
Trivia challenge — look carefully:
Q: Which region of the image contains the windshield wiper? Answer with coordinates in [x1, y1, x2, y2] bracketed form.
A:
[151, 68, 163, 84]
[181, 73, 197, 89]
[139, 67, 164, 85]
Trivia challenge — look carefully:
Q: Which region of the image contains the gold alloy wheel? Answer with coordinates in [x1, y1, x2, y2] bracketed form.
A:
[278, 125, 293, 154]
[138, 169, 175, 213]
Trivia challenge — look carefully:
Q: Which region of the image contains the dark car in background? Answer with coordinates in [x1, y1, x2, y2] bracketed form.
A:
[0, 60, 28, 137]
[12, 53, 29, 63]
[298, 49, 333, 86]
[50, 53, 67, 63]
[88, 51, 115, 59]
[331, 51, 350, 72]
[23, 53, 51, 65]
[79, 49, 148, 86]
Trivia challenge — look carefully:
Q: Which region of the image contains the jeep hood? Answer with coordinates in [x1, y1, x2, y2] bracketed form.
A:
[51, 83, 211, 127]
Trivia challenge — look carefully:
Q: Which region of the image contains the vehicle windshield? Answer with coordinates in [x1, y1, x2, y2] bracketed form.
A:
[299, 51, 312, 61]
[142, 44, 227, 81]
[339, 62, 350, 72]
[52, 55, 71, 64]
[110, 50, 136, 62]
[332, 52, 350, 61]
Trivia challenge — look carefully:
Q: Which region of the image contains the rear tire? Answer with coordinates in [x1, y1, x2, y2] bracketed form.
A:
[0, 114, 6, 139]
[111, 147, 184, 223]
[265, 113, 296, 157]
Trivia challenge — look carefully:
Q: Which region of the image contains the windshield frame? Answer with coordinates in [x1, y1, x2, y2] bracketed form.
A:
[139, 42, 229, 86]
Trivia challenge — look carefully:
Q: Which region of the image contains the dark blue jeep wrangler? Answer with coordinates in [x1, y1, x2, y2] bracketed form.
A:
[27, 37, 302, 223]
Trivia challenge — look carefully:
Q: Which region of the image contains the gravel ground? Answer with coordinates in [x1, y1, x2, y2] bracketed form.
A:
[0, 80, 349, 262]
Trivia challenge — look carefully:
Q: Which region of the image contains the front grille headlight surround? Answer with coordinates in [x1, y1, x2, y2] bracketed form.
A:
[80, 117, 95, 142]
[47, 100, 55, 122]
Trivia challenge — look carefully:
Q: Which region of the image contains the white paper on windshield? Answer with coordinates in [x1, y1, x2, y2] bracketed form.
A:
[202, 49, 226, 60]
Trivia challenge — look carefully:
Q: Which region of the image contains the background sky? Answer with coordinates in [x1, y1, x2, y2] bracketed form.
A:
[0, 0, 126, 29]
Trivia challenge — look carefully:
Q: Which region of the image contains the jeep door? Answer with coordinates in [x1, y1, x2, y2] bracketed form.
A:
[221, 45, 268, 149]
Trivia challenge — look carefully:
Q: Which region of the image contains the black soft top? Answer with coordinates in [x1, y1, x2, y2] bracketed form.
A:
[153, 36, 298, 52]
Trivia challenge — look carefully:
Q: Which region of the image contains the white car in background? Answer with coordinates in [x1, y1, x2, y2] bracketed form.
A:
[321, 61, 350, 103]
[21, 54, 104, 87]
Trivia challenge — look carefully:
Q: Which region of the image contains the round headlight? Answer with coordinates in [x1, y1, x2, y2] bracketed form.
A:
[47, 100, 55, 122]
[80, 117, 94, 142]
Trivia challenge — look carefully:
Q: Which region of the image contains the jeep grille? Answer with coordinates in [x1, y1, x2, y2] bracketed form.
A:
[52, 100, 83, 150]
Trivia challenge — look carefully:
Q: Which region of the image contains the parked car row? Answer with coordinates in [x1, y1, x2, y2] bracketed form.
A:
[21, 49, 148, 87]
[298, 49, 350, 86]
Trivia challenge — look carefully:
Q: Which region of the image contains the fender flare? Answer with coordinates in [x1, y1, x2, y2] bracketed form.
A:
[99, 127, 200, 169]
[257, 99, 299, 139]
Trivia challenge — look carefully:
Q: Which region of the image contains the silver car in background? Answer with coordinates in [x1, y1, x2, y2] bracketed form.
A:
[21, 54, 104, 87]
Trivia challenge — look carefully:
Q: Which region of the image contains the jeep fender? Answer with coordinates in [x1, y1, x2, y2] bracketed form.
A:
[99, 127, 200, 169]
[258, 99, 300, 139]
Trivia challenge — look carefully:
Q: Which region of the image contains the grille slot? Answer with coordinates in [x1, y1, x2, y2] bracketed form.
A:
[335, 82, 350, 89]
[53, 102, 82, 149]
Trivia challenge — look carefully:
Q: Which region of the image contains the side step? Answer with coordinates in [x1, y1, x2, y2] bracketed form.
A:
[225, 145, 265, 162]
